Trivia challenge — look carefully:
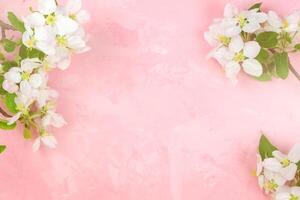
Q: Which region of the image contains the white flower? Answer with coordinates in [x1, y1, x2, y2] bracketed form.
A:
[63, 0, 90, 24]
[263, 145, 300, 181]
[42, 110, 66, 128]
[55, 28, 90, 54]
[267, 11, 300, 33]
[34, 89, 58, 108]
[22, 25, 56, 55]
[260, 169, 287, 194]
[37, 0, 57, 15]
[3, 58, 45, 96]
[275, 186, 300, 200]
[223, 4, 267, 34]
[32, 134, 58, 151]
[204, 21, 237, 47]
[44, 47, 72, 70]
[223, 36, 263, 81]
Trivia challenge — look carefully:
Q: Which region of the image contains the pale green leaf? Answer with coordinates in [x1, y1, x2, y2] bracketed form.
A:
[274, 52, 289, 79]
[256, 32, 278, 48]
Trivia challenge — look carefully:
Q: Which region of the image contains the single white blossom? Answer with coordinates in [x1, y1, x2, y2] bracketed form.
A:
[275, 186, 300, 200]
[32, 134, 58, 151]
[223, 4, 267, 34]
[267, 11, 300, 33]
[42, 110, 66, 128]
[263, 145, 300, 181]
[219, 36, 263, 81]
[63, 0, 90, 24]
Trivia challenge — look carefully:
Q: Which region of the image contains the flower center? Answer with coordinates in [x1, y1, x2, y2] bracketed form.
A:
[264, 179, 278, 192]
[69, 14, 77, 20]
[218, 35, 231, 46]
[26, 38, 36, 48]
[56, 35, 68, 47]
[237, 15, 248, 28]
[46, 14, 56, 26]
[282, 20, 289, 29]
[290, 195, 299, 200]
[281, 158, 291, 167]
[233, 52, 245, 62]
[21, 72, 31, 81]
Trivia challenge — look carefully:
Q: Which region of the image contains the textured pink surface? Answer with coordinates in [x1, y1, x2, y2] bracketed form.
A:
[1, 0, 300, 199]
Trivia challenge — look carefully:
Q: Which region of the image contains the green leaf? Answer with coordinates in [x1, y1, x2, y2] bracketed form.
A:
[274, 52, 289, 79]
[2, 61, 18, 72]
[0, 145, 6, 154]
[259, 134, 278, 160]
[249, 2, 262, 11]
[256, 73, 272, 81]
[256, 49, 269, 64]
[7, 12, 25, 33]
[0, 76, 7, 95]
[23, 127, 32, 139]
[294, 44, 300, 51]
[256, 32, 279, 48]
[19, 45, 45, 60]
[2, 39, 17, 52]
[5, 93, 18, 114]
[0, 120, 16, 130]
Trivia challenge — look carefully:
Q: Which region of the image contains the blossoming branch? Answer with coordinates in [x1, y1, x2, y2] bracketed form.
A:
[257, 134, 300, 199]
[0, 0, 90, 153]
[205, 3, 300, 83]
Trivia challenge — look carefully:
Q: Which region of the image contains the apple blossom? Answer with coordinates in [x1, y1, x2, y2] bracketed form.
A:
[0, 0, 90, 153]
[257, 135, 300, 199]
[205, 3, 300, 82]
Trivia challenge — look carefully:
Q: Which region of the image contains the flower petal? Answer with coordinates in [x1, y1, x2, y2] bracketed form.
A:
[37, 0, 57, 15]
[288, 144, 300, 163]
[273, 150, 287, 161]
[244, 41, 261, 58]
[55, 15, 79, 35]
[280, 163, 297, 180]
[242, 22, 260, 33]
[65, 0, 82, 14]
[268, 11, 282, 29]
[32, 137, 41, 152]
[263, 158, 282, 172]
[225, 61, 240, 79]
[242, 59, 263, 77]
[229, 36, 244, 53]
[41, 135, 57, 149]
[224, 4, 238, 18]
[25, 12, 45, 27]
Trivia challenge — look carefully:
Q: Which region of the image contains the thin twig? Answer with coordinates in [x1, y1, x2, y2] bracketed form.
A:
[289, 63, 300, 82]
[0, 107, 11, 118]
[0, 20, 16, 39]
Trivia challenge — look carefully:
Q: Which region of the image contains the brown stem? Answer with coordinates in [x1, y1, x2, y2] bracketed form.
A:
[0, 107, 11, 118]
[289, 63, 300, 82]
[0, 20, 16, 39]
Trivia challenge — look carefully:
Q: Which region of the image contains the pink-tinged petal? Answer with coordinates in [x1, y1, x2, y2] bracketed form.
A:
[244, 41, 261, 59]
[280, 163, 297, 180]
[288, 144, 300, 163]
[32, 138, 41, 152]
[242, 59, 263, 77]
[37, 0, 57, 15]
[263, 158, 282, 172]
[229, 36, 244, 53]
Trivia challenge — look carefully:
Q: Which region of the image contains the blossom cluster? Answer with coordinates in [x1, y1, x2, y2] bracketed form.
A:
[0, 0, 89, 153]
[257, 135, 300, 199]
[205, 3, 300, 83]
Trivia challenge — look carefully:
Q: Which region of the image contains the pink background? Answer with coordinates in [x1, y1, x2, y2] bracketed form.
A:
[1, 0, 300, 199]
